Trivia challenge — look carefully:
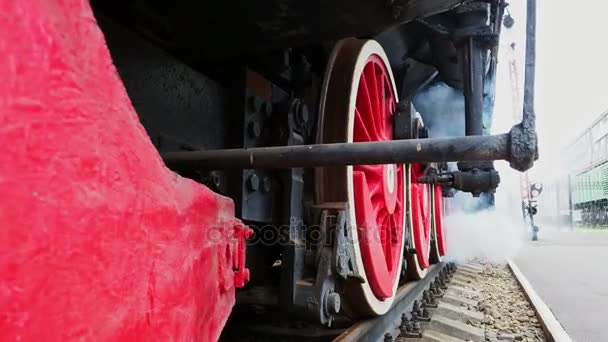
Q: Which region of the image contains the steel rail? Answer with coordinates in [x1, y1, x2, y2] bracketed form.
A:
[334, 263, 445, 342]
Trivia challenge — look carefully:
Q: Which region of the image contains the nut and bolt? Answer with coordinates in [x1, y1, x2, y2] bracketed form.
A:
[411, 310, 419, 322]
[400, 313, 420, 338]
[412, 300, 425, 317]
[325, 292, 341, 315]
[412, 300, 421, 315]
[207, 171, 221, 189]
[422, 307, 431, 319]
[399, 322, 408, 335]
[423, 290, 437, 307]
[412, 321, 422, 334]
[440, 277, 447, 289]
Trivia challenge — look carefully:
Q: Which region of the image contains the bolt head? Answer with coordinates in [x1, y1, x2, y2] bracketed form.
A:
[503, 14, 515, 28]
[248, 120, 262, 138]
[211, 172, 221, 188]
[297, 103, 309, 124]
[262, 177, 272, 192]
[325, 292, 341, 315]
[247, 173, 260, 191]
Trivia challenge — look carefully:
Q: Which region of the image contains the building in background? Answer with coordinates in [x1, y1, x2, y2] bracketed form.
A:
[540, 109, 608, 227]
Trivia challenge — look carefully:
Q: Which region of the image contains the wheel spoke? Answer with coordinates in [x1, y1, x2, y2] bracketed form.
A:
[354, 109, 372, 142]
[354, 164, 383, 175]
[368, 177, 383, 198]
[376, 66, 387, 139]
[384, 215, 395, 269]
[358, 76, 380, 140]
[365, 65, 382, 137]
[319, 40, 404, 306]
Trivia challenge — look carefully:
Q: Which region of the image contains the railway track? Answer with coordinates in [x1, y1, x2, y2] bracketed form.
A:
[335, 263, 452, 341]
[223, 260, 570, 341]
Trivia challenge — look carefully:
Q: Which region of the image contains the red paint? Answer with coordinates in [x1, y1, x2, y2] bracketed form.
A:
[410, 164, 432, 268]
[0, 1, 249, 340]
[433, 185, 447, 256]
[353, 55, 404, 300]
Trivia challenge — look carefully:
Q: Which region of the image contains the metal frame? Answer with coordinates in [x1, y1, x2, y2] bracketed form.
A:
[162, 0, 538, 174]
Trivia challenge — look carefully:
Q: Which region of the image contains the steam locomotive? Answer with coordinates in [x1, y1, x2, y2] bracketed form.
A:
[2, 0, 537, 340]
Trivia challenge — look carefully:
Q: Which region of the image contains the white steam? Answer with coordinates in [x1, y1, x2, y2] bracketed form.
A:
[443, 162, 529, 264]
[444, 208, 527, 263]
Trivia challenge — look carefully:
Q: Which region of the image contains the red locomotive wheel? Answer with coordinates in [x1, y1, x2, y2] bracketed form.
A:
[407, 163, 432, 279]
[315, 38, 405, 316]
[352, 53, 404, 300]
[430, 184, 447, 263]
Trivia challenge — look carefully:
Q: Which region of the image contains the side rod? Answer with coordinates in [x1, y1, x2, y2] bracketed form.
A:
[162, 134, 510, 169]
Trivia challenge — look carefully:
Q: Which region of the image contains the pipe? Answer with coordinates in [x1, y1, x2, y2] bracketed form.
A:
[162, 0, 538, 172]
[522, 0, 536, 130]
[507, 0, 538, 172]
[462, 37, 485, 136]
[162, 134, 510, 169]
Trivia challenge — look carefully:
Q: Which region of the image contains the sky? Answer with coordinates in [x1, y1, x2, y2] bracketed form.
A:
[536, 0, 608, 170]
[493, 0, 608, 179]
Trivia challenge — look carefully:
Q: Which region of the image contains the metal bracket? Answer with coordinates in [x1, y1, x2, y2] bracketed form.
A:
[393, 101, 427, 140]
[291, 203, 363, 326]
[418, 162, 500, 197]
[331, 207, 364, 282]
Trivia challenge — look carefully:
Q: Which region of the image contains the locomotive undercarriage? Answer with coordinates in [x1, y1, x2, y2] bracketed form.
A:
[91, 0, 537, 333]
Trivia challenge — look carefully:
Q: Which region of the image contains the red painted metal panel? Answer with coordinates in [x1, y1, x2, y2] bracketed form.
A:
[0, 1, 249, 340]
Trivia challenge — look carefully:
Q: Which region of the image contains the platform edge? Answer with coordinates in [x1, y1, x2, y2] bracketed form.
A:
[507, 260, 573, 342]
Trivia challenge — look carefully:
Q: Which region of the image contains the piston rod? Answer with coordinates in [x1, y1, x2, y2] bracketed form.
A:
[162, 134, 510, 169]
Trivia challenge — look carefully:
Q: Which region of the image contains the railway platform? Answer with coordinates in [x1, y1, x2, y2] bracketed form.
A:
[514, 225, 608, 342]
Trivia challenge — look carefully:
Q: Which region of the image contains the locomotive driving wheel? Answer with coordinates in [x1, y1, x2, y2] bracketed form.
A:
[430, 184, 447, 263]
[315, 38, 405, 316]
[406, 164, 433, 279]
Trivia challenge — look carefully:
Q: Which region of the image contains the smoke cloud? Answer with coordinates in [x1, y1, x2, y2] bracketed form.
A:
[444, 207, 527, 263]
[443, 161, 529, 264]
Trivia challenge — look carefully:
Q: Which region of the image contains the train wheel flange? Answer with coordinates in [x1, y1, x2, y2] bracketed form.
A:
[406, 163, 432, 279]
[315, 38, 405, 316]
[430, 184, 447, 263]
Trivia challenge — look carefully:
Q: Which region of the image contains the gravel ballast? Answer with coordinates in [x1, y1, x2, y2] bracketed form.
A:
[472, 262, 546, 342]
